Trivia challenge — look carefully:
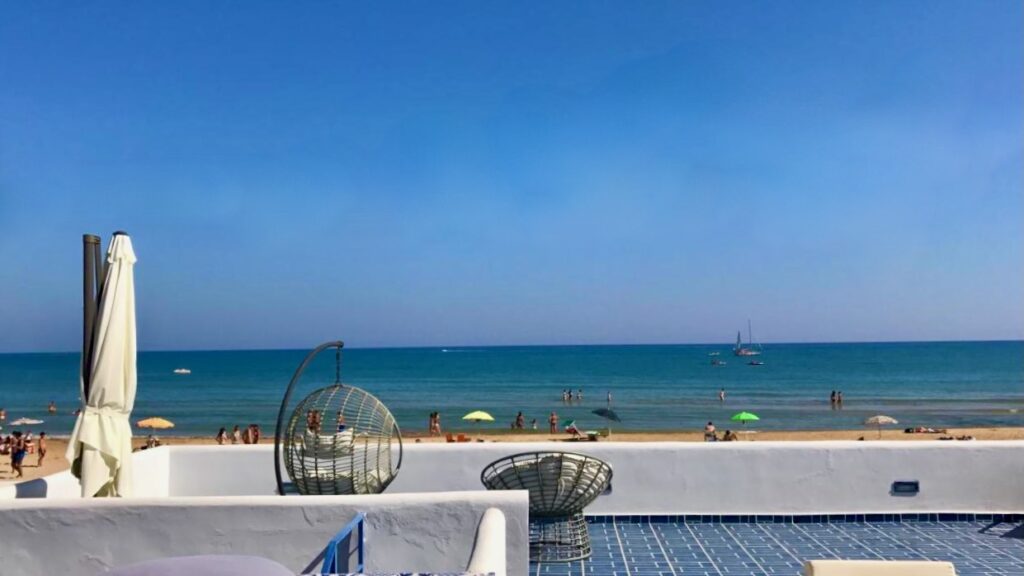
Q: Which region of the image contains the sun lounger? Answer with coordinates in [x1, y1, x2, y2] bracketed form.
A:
[446, 433, 455, 443]
[803, 560, 957, 575]
[457, 433, 471, 442]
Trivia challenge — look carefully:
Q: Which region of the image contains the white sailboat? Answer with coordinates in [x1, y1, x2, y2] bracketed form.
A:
[733, 320, 763, 357]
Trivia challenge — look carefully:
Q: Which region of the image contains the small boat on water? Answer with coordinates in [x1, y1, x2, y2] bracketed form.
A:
[733, 320, 763, 357]
[173, 368, 191, 375]
[711, 358, 726, 366]
[748, 360, 764, 366]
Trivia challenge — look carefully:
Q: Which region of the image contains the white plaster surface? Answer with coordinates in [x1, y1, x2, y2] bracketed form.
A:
[0, 490, 529, 576]
[1, 441, 1021, 576]
[467, 507, 507, 576]
[387, 441, 1024, 514]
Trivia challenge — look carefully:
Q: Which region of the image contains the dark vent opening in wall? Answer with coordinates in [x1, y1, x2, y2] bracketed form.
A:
[892, 481, 920, 496]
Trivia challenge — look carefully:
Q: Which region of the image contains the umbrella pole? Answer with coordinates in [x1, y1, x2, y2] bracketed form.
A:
[82, 234, 101, 399]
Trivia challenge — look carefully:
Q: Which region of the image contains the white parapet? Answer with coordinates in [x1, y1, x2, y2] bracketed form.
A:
[467, 507, 507, 576]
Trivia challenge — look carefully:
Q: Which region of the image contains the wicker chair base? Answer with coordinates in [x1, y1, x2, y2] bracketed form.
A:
[530, 513, 591, 562]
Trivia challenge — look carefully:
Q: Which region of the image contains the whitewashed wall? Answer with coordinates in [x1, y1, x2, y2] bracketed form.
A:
[0, 490, 529, 576]
[387, 441, 1024, 514]
[154, 442, 1024, 514]
[16, 442, 1021, 513]
[1, 441, 1021, 576]
[0, 446, 169, 499]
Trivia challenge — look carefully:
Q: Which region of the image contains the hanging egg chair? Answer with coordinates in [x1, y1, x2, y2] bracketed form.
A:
[274, 341, 402, 495]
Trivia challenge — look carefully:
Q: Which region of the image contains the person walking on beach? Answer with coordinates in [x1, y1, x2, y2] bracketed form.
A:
[515, 412, 525, 430]
[531, 418, 538, 430]
[36, 432, 47, 466]
[548, 412, 559, 434]
[10, 432, 25, 478]
[231, 425, 241, 444]
[251, 425, 261, 444]
[216, 427, 227, 445]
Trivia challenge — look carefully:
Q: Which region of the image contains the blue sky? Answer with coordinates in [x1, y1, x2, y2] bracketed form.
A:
[1, 1, 1021, 352]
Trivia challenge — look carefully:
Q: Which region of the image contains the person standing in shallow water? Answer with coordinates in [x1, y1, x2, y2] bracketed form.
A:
[718, 388, 726, 402]
[830, 390, 837, 408]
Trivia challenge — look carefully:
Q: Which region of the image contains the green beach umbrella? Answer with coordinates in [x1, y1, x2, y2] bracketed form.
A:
[730, 411, 760, 429]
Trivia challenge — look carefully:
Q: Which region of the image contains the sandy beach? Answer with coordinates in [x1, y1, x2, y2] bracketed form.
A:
[4, 426, 1022, 484]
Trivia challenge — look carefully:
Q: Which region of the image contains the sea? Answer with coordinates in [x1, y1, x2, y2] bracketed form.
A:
[0, 341, 1021, 437]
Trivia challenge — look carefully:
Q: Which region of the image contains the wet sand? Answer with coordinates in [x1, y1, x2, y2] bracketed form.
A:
[4, 427, 1022, 483]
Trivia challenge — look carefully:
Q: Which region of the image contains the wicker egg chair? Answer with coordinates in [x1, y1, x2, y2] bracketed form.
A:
[481, 451, 613, 562]
[274, 341, 402, 495]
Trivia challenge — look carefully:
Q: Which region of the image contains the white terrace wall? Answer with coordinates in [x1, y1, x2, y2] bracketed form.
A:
[387, 441, 1024, 515]
[0, 490, 530, 576]
[146, 442, 1024, 513]
[6, 442, 1024, 513]
[0, 446, 169, 499]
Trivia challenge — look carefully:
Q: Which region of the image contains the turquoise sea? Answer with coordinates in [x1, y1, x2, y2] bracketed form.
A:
[0, 342, 1021, 437]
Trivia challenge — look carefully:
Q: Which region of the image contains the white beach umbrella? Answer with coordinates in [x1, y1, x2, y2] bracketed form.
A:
[66, 233, 138, 497]
[865, 415, 898, 439]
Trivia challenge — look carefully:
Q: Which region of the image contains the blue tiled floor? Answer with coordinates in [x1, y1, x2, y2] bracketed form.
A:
[532, 518, 1024, 576]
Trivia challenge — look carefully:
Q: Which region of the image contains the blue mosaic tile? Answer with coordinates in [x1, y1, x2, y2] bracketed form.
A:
[532, 516, 1024, 576]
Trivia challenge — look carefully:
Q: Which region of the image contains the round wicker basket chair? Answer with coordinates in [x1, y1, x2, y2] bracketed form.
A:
[274, 341, 402, 496]
[481, 451, 613, 562]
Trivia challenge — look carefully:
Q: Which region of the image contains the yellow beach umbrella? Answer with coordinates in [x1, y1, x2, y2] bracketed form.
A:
[462, 410, 494, 423]
[136, 417, 174, 430]
[462, 410, 494, 438]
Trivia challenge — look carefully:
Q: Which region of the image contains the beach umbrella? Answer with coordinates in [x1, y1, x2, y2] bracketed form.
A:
[730, 411, 760, 430]
[462, 410, 494, 438]
[592, 407, 622, 436]
[591, 408, 621, 423]
[865, 415, 898, 439]
[10, 418, 44, 427]
[66, 232, 138, 497]
[136, 417, 174, 430]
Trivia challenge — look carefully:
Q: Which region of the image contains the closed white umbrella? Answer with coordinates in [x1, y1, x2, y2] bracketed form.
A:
[66, 233, 137, 497]
[865, 415, 898, 439]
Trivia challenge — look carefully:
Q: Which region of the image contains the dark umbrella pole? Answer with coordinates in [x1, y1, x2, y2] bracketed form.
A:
[82, 234, 102, 399]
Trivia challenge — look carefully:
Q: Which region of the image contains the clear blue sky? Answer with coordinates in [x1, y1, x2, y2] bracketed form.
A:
[1, 1, 1021, 352]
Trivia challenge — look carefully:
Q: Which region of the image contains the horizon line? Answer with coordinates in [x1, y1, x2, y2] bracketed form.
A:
[3, 337, 1022, 355]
